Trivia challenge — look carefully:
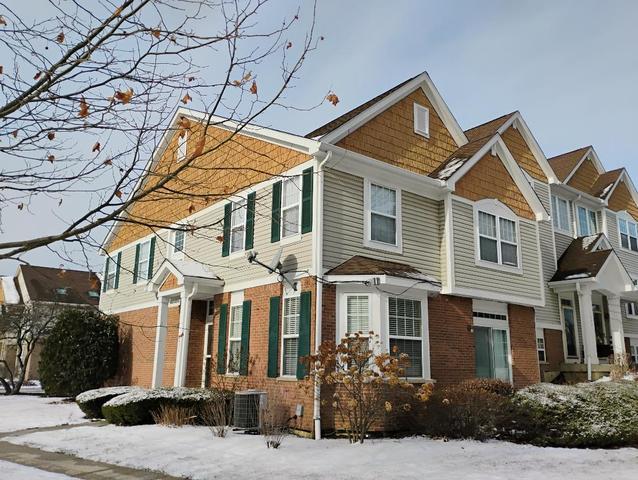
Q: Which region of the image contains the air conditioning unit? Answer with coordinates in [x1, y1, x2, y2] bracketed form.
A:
[233, 390, 267, 429]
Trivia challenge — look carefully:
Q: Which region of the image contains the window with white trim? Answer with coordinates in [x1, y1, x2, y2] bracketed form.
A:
[630, 339, 638, 365]
[227, 305, 243, 374]
[626, 301, 638, 318]
[281, 295, 300, 377]
[173, 228, 185, 255]
[619, 216, 638, 252]
[388, 297, 423, 378]
[367, 182, 399, 247]
[136, 240, 151, 281]
[551, 195, 570, 233]
[577, 206, 598, 237]
[177, 131, 187, 162]
[536, 329, 546, 363]
[104, 257, 116, 290]
[346, 295, 370, 335]
[478, 211, 519, 268]
[413, 103, 429, 138]
[230, 199, 247, 253]
[281, 176, 301, 238]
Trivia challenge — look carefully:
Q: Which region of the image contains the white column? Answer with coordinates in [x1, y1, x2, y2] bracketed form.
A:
[608, 295, 626, 357]
[577, 286, 599, 365]
[151, 297, 169, 388]
[173, 289, 193, 387]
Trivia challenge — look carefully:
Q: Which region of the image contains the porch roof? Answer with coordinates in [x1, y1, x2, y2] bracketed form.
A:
[148, 259, 223, 294]
[550, 234, 612, 282]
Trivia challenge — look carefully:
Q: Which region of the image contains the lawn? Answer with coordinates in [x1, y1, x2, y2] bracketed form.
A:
[0, 395, 86, 433]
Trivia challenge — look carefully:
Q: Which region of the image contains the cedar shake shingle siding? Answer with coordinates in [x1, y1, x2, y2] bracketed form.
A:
[548, 147, 590, 181]
[567, 158, 600, 192]
[608, 180, 638, 220]
[500, 126, 547, 182]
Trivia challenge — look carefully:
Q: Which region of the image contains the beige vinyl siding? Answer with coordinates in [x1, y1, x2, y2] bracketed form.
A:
[439, 201, 448, 288]
[554, 231, 574, 259]
[99, 183, 312, 313]
[322, 169, 442, 279]
[533, 181, 551, 217]
[621, 300, 638, 336]
[605, 210, 638, 277]
[536, 220, 561, 327]
[452, 199, 542, 302]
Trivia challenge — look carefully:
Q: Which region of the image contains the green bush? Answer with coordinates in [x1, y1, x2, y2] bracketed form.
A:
[423, 379, 513, 440]
[75, 386, 141, 419]
[510, 381, 638, 448]
[39, 309, 119, 397]
[101, 387, 228, 426]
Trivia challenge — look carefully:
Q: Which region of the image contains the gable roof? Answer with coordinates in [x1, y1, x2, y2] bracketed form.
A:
[550, 234, 613, 282]
[429, 135, 494, 181]
[589, 168, 624, 199]
[325, 255, 426, 279]
[548, 147, 591, 181]
[464, 112, 517, 142]
[18, 265, 100, 306]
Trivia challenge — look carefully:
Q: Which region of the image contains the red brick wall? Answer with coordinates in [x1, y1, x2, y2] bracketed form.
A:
[540, 328, 564, 379]
[184, 300, 207, 387]
[508, 304, 540, 388]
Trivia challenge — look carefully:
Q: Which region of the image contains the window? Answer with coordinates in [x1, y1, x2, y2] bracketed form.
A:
[561, 297, 578, 359]
[551, 195, 570, 233]
[630, 339, 638, 365]
[413, 103, 429, 137]
[281, 296, 300, 377]
[478, 211, 519, 268]
[619, 217, 638, 252]
[536, 329, 546, 363]
[55, 287, 68, 296]
[389, 297, 423, 378]
[136, 240, 152, 281]
[104, 257, 116, 290]
[346, 295, 370, 335]
[227, 305, 243, 374]
[577, 206, 597, 237]
[177, 130, 187, 162]
[173, 229, 185, 254]
[626, 301, 638, 318]
[474, 325, 511, 382]
[281, 176, 301, 238]
[202, 301, 214, 386]
[366, 182, 400, 248]
[230, 199, 247, 253]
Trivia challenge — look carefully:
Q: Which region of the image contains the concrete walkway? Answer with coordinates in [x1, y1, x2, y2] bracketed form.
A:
[0, 424, 180, 480]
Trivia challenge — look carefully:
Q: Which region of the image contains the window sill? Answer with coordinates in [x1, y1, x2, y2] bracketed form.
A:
[363, 239, 403, 255]
[276, 376, 298, 382]
[626, 314, 638, 320]
[279, 232, 303, 246]
[227, 249, 247, 261]
[475, 259, 523, 276]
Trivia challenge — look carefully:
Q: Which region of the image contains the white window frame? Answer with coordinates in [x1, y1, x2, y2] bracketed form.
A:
[280, 175, 302, 242]
[413, 103, 430, 138]
[226, 292, 244, 375]
[473, 200, 522, 274]
[363, 178, 403, 254]
[472, 302, 513, 384]
[344, 294, 372, 337]
[280, 292, 301, 378]
[229, 199, 247, 255]
[201, 300, 215, 387]
[104, 256, 117, 291]
[171, 226, 186, 258]
[136, 239, 152, 282]
[551, 195, 571, 235]
[576, 205, 598, 237]
[177, 130, 188, 163]
[629, 337, 638, 364]
[536, 328, 547, 364]
[617, 211, 638, 253]
[387, 296, 427, 380]
[559, 294, 580, 363]
[626, 301, 638, 319]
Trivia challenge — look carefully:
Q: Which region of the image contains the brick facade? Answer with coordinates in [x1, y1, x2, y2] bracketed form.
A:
[508, 304, 541, 388]
[540, 328, 564, 379]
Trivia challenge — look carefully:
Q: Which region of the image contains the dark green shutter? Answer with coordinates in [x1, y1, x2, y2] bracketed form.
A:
[114, 252, 122, 289]
[133, 244, 140, 284]
[222, 203, 232, 257]
[267, 296, 281, 378]
[239, 300, 252, 376]
[297, 290, 312, 380]
[245, 192, 256, 250]
[102, 258, 110, 292]
[147, 237, 156, 279]
[216, 303, 228, 374]
[271, 181, 282, 243]
[301, 167, 314, 234]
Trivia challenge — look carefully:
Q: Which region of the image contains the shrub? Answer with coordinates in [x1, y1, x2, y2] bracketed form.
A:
[39, 309, 119, 397]
[423, 379, 513, 440]
[510, 381, 638, 448]
[199, 390, 236, 437]
[151, 404, 197, 427]
[102, 387, 226, 426]
[76, 386, 141, 419]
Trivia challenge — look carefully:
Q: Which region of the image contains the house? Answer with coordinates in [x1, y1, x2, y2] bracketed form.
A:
[0, 265, 101, 381]
[98, 71, 638, 436]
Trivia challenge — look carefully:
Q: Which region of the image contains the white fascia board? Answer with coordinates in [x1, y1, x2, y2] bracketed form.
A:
[497, 112, 559, 184]
[320, 143, 450, 200]
[442, 285, 545, 308]
[320, 72, 468, 147]
[563, 147, 605, 184]
[550, 182, 606, 207]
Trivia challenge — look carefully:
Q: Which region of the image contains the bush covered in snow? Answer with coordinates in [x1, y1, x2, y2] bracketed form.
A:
[76, 386, 142, 419]
[102, 387, 228, 426]
[510, 381, 638, 447]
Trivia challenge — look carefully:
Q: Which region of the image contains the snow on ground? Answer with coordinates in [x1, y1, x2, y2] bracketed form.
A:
[0, 395, 86, 433]
[0, 460, 76, 479]
[9, 424, 638, 480]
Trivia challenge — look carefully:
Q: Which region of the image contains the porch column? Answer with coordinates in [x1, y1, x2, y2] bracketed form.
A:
[151, 296, 170, 388]
[577, 286, 599, 365]
[173, 289, 193, 387]
[608, 295, 626, 357]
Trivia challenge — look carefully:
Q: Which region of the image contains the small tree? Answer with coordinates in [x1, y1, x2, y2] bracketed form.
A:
[306, 333, 432, 444]
[0, 303, 58, 395]
[39, 309, 118, 397]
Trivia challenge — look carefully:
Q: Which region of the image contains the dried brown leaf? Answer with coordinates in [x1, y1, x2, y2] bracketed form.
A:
[250, 80, 257, 95]
[103, 158, 113, 166]
[47, 131, 55, 140]
[114, 88, 134, 104]
[92, 142, 101, 152]
[34, 71, 42, 80]
[150, 27, 160, 39]
[326, 92, 340, 106]
[78, 97, 89, 118]
[181, 93, 192, 104]
[47, 154, 55, 163]
[56, 31, 65, 43]
[0, 16, 7, 26]
[114, 189, 123, 199]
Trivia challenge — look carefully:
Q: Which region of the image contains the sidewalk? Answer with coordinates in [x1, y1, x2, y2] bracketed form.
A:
[0, 424, 180, 480]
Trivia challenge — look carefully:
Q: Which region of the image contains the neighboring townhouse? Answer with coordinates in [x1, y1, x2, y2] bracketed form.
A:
[0, 265, 101, 381]
[99, 70, 636, 436]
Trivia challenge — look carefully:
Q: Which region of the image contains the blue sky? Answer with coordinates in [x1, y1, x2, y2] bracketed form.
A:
[2, 0, 637, 275]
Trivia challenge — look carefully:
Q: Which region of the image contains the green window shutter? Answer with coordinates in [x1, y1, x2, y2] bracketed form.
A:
[301, 167, 314, 234]
[132, 244, 140, 284]
[245, 192, 256, 250]
[114, 252, 122, 289]
[297, 290, 312, 380]
[216, 303, 228, 374]
[222, 203, 232, 257]
[267, 296, 281, 378]
[239, 300, 252, 376]
[102, 258, 110, 292]
[147, 237, 156, 279]
[271, 181, 282, 243]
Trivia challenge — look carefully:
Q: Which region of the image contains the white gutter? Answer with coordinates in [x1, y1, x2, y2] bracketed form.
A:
[312, 149, 331, 440]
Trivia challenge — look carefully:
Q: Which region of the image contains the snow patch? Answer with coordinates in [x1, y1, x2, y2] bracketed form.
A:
[0, 460, 75, 480]
[76, 386, 142, 403]
[564, 273, 591, 280]
[581, 235, 600, 251]
[0, 395, 85, 433]
[436, 158, 467, 180]
[103, 387, 220, 407]
[599, 183, 614, 198]
[1, 276, 20, 304]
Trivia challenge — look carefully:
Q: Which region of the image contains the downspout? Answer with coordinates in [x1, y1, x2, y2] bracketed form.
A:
[313, 149, 332, 440]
